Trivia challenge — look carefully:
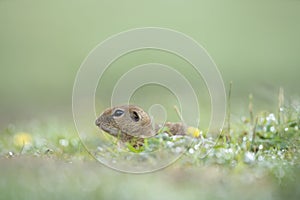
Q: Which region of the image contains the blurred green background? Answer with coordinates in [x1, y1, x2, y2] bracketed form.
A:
[1, 0, 300, 127]
[1, 1, 300, 200]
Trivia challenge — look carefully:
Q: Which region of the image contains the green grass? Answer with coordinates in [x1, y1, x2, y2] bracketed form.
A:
[0, 96, 300, 200]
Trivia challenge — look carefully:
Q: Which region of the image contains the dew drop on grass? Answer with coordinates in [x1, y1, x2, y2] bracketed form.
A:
[59, 139, 69, 147]
[166, 141, 174, 148]
[258, 155, 264, 161]
[189, 148, 194, 154]
[284, 127, 289, 132]
[194, 143, 200, 150]
[277, 151, 282, 156]
[227, 148, 233, 153]
[270, 126, 276, 133]
[244, 151, 255, 163]
[266, 113, 276, 121]
[259, 144, 263, 150]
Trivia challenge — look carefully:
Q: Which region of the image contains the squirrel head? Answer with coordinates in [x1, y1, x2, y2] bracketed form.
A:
[95, 105, 156, 138]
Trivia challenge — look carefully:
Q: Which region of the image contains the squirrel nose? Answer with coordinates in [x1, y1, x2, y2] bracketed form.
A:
[95, 118, 101, 126]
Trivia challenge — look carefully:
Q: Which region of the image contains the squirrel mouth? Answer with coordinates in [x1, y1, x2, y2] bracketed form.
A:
[95, 118, 118, 136]
[99, 124, 120, 137]
[100, 125, 110, 132]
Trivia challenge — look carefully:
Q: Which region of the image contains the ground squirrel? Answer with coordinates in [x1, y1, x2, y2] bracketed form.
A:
[95, 105, 187, 147]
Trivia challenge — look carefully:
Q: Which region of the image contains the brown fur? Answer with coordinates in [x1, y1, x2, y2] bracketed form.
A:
[95, 105, 187, 146]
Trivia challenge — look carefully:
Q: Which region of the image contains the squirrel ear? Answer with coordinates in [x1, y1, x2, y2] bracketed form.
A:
[129, 110, 140, 122]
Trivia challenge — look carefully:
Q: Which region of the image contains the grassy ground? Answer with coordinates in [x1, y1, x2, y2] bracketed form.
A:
[0, 95, 300, 200]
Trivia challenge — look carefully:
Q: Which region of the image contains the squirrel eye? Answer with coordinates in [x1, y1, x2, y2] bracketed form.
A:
[113, 109, 124, 117]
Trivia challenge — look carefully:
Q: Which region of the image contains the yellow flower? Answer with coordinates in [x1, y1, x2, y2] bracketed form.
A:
[187, 127, 201, 138]
[13, 132, 33, 147]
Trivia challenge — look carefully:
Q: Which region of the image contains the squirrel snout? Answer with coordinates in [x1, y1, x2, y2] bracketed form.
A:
[95, 118, 101, 127]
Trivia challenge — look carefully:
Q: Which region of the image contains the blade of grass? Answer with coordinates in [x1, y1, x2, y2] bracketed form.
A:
[226, 81, 233, 142]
